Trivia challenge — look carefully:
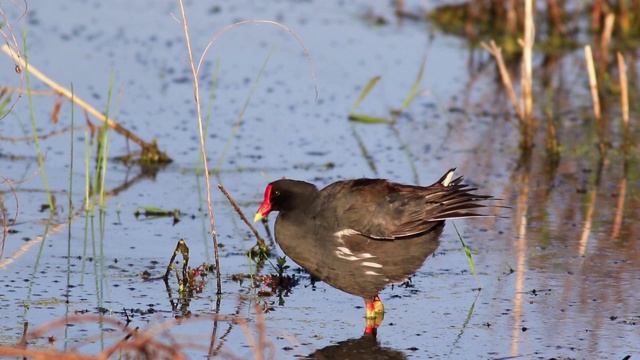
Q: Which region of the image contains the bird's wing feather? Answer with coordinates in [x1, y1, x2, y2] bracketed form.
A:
[314, 176, 491, 240]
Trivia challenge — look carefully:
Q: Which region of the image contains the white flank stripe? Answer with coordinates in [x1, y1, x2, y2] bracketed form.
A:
[336, 246, 353, 255]
[365, 271, 382, 276]
[334, 247, 376, 261]
[334, 228, 360, 238]
[361, 261, 383, 268]
[334, 250, 358, 261]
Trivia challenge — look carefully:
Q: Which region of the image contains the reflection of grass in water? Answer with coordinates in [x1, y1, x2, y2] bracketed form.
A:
[347, 59, 427, 182]
[449, 289, 481, 356]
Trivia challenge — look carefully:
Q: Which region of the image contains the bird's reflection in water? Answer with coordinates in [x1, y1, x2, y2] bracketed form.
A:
[306, 330, 408, 360]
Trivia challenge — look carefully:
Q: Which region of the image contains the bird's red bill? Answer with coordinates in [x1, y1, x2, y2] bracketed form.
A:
[254, 184, 273, 221]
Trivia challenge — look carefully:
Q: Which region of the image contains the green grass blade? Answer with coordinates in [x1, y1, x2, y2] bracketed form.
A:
[95, 71, 114, 209]
[348, 113, 394, 124]
[84, 127, 91, 212]
[68, 83, 75, 225]
[452, 221, 479, 285]
[0, 91, 11, 116]
[349, 76, 380, 114]
[399, 57, 426, 110]
[134, 206, 179, 217]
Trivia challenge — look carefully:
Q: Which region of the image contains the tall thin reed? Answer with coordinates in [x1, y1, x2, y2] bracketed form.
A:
[584, 45, 605, 153]
[616, 52, 629, 152]
[584, 46, 601, 121]
[84, 128, 91, 211]
[94, 72, 115, 210]
[481, 0, 536, 149]
[521, 0, 534, 123]
[600, 14, 615, 59]
[23, 33, 54, 211]
[68, 84, 75, 225]
[178, 0, 222, 294]
[176, 4, 318, 295]
[520, 0, 535, 149]
[480, 41, 523, 122]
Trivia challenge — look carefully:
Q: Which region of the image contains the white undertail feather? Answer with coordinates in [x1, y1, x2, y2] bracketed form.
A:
[441, 169, 455, 187]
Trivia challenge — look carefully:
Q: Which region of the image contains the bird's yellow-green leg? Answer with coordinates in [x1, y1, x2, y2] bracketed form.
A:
[364, 296, 385, 333]
[365, 296, 384, 318]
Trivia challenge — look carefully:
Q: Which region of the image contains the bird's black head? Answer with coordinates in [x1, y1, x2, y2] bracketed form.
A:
[254, 179, 318, 221]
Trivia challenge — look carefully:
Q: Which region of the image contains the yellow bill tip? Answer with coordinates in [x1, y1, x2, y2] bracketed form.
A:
[253, 213, 264, 222]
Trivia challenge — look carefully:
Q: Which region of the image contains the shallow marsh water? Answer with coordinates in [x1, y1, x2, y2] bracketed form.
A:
[0, 1, 639, 359]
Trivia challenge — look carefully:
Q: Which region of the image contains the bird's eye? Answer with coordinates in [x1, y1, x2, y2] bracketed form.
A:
[273, 190, 281, 197]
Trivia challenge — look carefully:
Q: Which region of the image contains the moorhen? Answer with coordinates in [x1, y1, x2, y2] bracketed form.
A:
[254, 168, 493, 329]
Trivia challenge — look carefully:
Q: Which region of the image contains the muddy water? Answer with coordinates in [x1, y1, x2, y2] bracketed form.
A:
[1, 1, 639, 359]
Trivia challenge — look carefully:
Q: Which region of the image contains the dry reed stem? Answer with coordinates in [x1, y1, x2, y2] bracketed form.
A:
[0, 348, 95, 360]
[616, 52, 629, 150]
[0, 5, 25, 118]
[0, 5, 23, 55]
[177, 0, 222, 295]
[218, 184, 267, 249]
[175, 2, 319, 294]
[0, 175, 18, 259]
[0, 126, 93, 142]
[600, 13, 615, 57]
[0, 85, 58, 95]
[0, 313, 275, 359]
[0, 44, 150, 150]
[480, 40, 524, 122]
[584, 45, 601, 121]
[521, 0, 534, 126]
